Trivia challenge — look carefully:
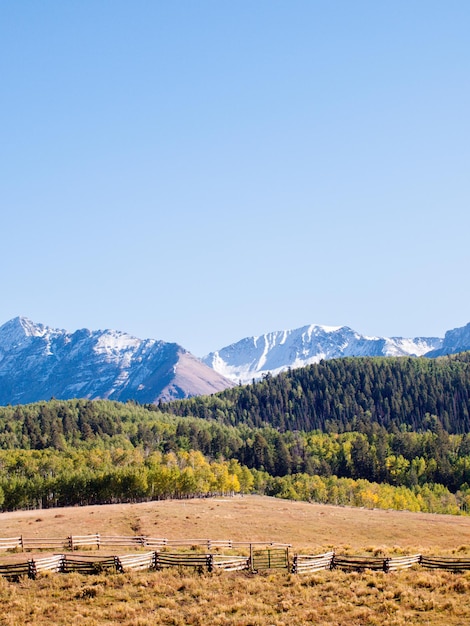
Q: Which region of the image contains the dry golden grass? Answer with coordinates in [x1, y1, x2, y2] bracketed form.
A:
[1, 496, 470, 625]
[2, 568, 470, 625]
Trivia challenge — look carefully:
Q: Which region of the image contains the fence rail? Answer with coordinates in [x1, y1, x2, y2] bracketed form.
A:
[0, 561, 31, 580]
[31, 554, 64, 575]
[213, 555, 250, 572]
[115, 552, 156, 572]
[1, 534, 288, 552]
[62, 555, 117, 574]
[155, 552, 214, 571]
[22, 537, 68, 550]
[333, 555, 387, 571]
[386, 554, 422, 572]
[421, 556, 470, 571]
[292, 551, 335, 574]
[134, 537, 167, 548]
[0, 537, 22, 551]
[68, 534, 100, 550]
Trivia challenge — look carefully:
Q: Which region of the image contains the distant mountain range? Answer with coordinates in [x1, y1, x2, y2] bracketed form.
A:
[0, 317, 231, 405]
[203, 322, 470, 384]
[0, 316, 469, 405]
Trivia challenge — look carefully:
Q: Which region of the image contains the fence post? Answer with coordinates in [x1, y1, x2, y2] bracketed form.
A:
[28, 559, 36, 580]
[97, 533, 100, 550]
[292, 554, 298, 574]
[68, 536, 73, 551]
[20, 535, 24, 552]
[383, 558, 390, 573]
[207, 554, 214, 573]
[249, 543, 254, 573]
[114, 556, 124, 573]
[154, 551, 160, 571]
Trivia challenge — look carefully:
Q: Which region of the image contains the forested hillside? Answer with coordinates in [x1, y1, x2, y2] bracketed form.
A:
[0, 395, 470, 515]
[163, 353, 470, 433]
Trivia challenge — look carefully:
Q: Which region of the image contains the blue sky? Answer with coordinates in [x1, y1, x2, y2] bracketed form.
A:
[2, 1, 469, 356]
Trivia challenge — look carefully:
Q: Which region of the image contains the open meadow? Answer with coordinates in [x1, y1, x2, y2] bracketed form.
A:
[1, 495, 470, 625]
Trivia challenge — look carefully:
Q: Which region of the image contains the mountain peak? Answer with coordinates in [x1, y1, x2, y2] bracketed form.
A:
[0, 316, 50, 351]
[16, 316, 47, 335]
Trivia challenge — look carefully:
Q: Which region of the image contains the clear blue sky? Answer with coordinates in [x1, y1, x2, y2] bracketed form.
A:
[2, 1, 469, 356]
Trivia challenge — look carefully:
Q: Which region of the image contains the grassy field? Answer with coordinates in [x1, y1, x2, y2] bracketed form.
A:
[1, 495, 469, 552]
[1, 495, 470, 625]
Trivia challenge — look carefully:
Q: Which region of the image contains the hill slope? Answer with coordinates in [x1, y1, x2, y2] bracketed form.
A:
[165, 352, 470, 434]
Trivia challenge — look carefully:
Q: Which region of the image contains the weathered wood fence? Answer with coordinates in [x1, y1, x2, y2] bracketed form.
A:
[0, 535, 470, 580]
[293, 552, 461, 574]
[0, 551, 253, 580]
[1, 549, 469, 581]
[420, 555, 470, 571]
[0, 534, 289, 552]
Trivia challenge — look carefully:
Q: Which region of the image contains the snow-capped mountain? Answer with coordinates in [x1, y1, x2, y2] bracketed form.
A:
[0, 317, 233, 405]
[2, 316, 468, 406]
[203, 324, 444, 384]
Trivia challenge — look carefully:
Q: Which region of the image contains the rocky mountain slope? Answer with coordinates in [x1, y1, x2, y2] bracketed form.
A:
[425, 322, 470, 358]
[0, 317, 232, 405]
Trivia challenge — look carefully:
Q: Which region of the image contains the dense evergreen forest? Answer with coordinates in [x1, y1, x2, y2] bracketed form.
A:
[0, 385, 467, 514]
[0, 354, 469, 515]
[164, 353, 470, 433]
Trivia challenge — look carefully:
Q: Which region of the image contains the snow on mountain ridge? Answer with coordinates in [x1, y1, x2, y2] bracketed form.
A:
[203, 323, 444, 384]
[94, 330, 147, 362]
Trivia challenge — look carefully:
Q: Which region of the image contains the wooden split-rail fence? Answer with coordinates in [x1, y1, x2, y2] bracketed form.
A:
[0, 534, 289, 552]
[0, 552, 254, 581]
[1, 535, 470, 580]
[292, 552, 470, 573]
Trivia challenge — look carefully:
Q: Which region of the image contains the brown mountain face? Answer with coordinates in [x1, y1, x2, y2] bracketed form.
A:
[157, 350, 234, 402]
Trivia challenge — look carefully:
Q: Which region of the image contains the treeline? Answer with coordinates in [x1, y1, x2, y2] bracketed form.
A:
[262, 472, 470, 516]
[163, 353, 470, 433]
[0, 446, 468, 517]
[0, 448, 247, 510]
[2, 399, 470, 494]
